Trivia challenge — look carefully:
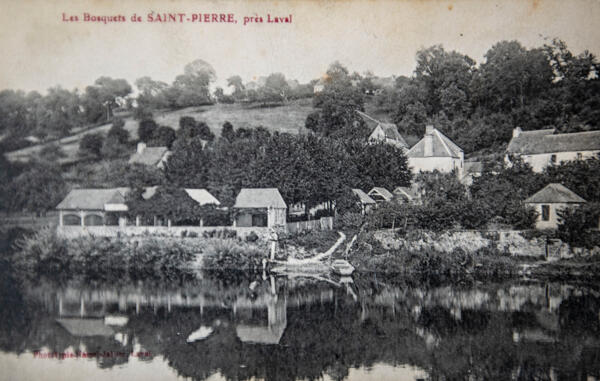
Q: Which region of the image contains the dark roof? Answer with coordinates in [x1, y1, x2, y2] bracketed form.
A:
[524, 183, 586, 204]
[507, 129, 600, 155]
[407, 128, 463, 158]
[129, 146, 169, 166]
[234, 188, 287, 209]
[352, 189, 376, 204]
[56, 189, 128, 210]
[379, 123, 408, 145]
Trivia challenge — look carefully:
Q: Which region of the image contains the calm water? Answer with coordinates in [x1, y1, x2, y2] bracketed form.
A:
[1, 269, 600, 381]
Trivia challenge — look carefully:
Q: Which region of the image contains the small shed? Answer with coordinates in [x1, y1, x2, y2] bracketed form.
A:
[524, 183, 586, 229]
[368, 187, 394, 203]
[393, 186, 418, 203]
[233, 188, 287, 228]
[352, 189, 376, 214]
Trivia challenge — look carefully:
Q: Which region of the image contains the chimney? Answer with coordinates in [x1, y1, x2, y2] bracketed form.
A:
[137, 142, 146, 154]
[424, 125, 434, 157]
[513, 127, 522, 138]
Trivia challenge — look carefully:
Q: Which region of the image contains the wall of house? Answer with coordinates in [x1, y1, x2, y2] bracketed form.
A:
[268, 208, 287, 228]
[515, 150, 600, 173]
[235, 213, 254, 227]
[408, 157, 463, 177]
[527, 202, 577, 230]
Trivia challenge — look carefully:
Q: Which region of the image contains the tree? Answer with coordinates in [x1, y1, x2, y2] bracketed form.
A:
[138, 119, 158, 142]
[227, 75, 245, 99]
[5, 161, 67, 214]
[171, 59, 216, 107]
[87, 77, 132, 121]
[221, 121, 235, 142]
[261, 73, 291, 103]
[150, 126, 176, 148]
[79, 133, 104, 158]
[107, 117, 129, 144]
[135, 76, 169, 109]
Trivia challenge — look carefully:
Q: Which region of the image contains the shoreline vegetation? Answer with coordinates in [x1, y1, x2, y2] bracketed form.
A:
[2, 226, 600, 281]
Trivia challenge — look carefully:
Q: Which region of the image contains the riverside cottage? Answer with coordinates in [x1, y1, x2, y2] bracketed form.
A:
[524, 183, 586, 230]
[232, 188, 287, 228]
[56, 187, 220, 227]
[506, 128, 600, 173]
[406, 125, 464, 177]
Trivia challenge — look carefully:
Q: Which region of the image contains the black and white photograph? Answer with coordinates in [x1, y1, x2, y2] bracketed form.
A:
[1, 0, 600, 380]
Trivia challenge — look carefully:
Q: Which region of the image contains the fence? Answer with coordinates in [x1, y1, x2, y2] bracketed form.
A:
[286, 217, 334, 234]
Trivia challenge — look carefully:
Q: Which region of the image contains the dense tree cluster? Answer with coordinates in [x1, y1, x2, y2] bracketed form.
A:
[164, 121, 411, 211]
[373, 39, 600, 153]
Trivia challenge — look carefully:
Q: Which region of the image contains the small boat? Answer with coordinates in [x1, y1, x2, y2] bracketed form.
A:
[330, 259, 355, 276]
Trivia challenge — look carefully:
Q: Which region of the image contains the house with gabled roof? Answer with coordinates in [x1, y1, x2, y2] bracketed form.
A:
[367, 187, 394, 203]
[129, 142, 171, 169]
[233, 188, 287, 228]
[56, 187, 220, 228]
[393, 186, 419, 203]
[56, 188, 130, 227]
[352, 189, 376, 213]
[406, 125, 464, 177]
[524, 183, 586, 229]
[506, 127, 600, 172]
[356, 110, 408, 150]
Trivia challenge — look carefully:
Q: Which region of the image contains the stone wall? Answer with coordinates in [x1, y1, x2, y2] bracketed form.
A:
[57, 225, 269, 240]
[372, 230, 578, 259]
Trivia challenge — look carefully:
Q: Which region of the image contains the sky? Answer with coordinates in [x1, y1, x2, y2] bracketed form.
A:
[1, 0, 599, 94]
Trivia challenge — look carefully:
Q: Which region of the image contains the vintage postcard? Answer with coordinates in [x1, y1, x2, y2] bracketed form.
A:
[1, 0, 600, 380]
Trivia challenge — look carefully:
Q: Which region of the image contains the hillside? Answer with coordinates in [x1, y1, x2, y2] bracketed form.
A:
[5, 99, 315, 165]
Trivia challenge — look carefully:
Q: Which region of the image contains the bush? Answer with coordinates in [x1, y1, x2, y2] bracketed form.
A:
[14, 227, 71, 274]
[201, 239, 265, 271]
[79, 133, 104, 158]
[245, 231, 259, 242]
[557, 203, 600, 248]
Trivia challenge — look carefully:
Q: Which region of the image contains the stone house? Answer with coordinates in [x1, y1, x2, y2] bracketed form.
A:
[524, 183, 586, 229]
[406, 125, 464, 177]
[506, 127, 600, 173]
[356, 110, 408, 150]
[56, 188, 130, 227]
[128, 142, 171, 169]
[233, 188, 287, 228]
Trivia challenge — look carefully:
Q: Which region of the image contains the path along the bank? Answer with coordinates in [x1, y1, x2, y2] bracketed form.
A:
[272, 231, 346, 266]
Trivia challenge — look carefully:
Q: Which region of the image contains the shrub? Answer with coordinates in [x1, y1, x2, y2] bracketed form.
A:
[557, 203, 600, 248]
[14, 227, 71, 274]
[245, 231, 259, 242]
[79, 133, 104, 158]
[201, 239, 265, 271]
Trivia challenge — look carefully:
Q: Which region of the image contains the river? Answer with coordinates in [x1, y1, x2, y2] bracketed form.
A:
[0, 269, 599, 381]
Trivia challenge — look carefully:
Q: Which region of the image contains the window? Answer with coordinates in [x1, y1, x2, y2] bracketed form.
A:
[252, 214, 267, 227]
[577, 152, 583, 160]
[541, 205, 550, 221]
[550, 155, 557, 164]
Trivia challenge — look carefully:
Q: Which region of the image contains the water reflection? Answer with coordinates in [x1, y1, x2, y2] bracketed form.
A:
[1, 270, 600, 381]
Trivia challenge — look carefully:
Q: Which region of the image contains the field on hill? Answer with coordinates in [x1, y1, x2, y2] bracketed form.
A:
[5, 99, 315, 165]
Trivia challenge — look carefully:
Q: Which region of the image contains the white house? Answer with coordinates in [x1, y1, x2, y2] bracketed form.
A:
[524, 183, 586, 230]
[233, 188, 287, 228]
[506, 127, 600, 173]
[406, 125, 464, 177]
[129, 142, 171, 169]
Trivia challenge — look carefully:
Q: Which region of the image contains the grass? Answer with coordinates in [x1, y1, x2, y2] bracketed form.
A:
[5, 99, 315, 165]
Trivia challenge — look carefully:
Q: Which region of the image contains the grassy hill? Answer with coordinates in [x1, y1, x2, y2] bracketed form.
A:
[5, 99, 315, 165]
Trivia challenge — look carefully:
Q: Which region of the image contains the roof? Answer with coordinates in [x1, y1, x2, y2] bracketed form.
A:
[56, 188, 128, 210]
[368, 187, 394, 201]
[407, 128, 463, 158]
[56, 318, 114, 337]
[352, 189, 376, 204]
[393, 186, 417, 200]
[234, 188, 287, 209]
[524, 183, 586, 204]
[184, 189, 220, 206]
[129, 146, 169, 166]
[507, 129, 600, 155]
